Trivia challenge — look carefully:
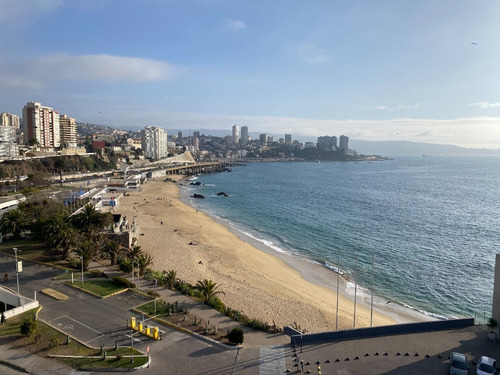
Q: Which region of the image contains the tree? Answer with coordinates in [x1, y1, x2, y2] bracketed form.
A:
[104, 239, 121, 266]
[137, 253, 153, 276]
[165, 269, 178, 289]
[0, 207, 29, 239]
[194, 279, 226, 304]
[44, 215, 77, 259]
[71, 204, 111, 234]
[128, 245, 143, 260]
[74, 240, 98, 271]
[53, 157, 66, 186]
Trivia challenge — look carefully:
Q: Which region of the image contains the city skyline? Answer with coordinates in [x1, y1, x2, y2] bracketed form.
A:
[1, 1, 500, 148]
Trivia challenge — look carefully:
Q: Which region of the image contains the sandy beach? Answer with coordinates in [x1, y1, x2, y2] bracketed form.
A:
[117, 175, 429, 333]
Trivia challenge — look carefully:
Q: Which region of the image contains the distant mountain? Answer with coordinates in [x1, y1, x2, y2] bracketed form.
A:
[349, 139, 500, 157]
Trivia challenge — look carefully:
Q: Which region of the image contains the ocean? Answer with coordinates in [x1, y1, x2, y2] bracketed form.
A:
[183, 156, 500, 321]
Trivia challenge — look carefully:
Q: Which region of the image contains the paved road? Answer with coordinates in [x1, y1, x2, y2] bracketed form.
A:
[1, 254, 498, 374]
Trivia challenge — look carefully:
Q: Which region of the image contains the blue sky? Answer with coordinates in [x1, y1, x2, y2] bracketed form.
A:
[1, 0, 500, 148]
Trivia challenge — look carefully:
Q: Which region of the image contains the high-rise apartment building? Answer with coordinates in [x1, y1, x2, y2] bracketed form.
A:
[232, 125, 239, 145]
[259, 133, 267, 145]
[22, 102, 60, 149]
[317, 135, 338, 149]
[142, 126, 168, 160]
[0, 113, 20, 129]
[59, 114, 77, 148]
[177, 131, 183, 141]
[285, 134, 292, 145]
[241, 126, 249, 145]
[0, 124, 19, 159]
[339, 135, 349, 150]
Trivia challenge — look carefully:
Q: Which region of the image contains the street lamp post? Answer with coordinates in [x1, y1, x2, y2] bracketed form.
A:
[13, 247, 20, 299]
[80, 256, 84, 286]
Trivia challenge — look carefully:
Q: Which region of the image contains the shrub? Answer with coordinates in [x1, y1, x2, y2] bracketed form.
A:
[147, 290, 160, 297]
[118, 258, 132, 273]
[247, 319, 270, 331]
[208, 297, 226, 314]
[20, 318, 37, 337]
[227, 327, 244, 344]
[90, 269, 103, 277]
[112, 276, 135, 288]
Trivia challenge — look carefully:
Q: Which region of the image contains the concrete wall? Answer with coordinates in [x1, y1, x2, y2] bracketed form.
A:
[289, 318, 475, 345]
[491, 253, 500, 334]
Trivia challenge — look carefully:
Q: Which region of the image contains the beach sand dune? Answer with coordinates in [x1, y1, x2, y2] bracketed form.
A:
[118, 177, 404, 333]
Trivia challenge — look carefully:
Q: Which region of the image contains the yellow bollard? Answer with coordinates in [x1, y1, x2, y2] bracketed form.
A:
[153, 327, 159, 339]
[130, 317, 136, 329]
[138, 322, 143, 331]
[145, 326, 150, 335]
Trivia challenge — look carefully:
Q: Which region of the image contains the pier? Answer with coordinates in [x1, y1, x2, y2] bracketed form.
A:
[164, 162, 229, 175]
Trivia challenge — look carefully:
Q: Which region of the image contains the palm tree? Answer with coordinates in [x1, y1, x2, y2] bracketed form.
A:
[44, 215, 77, 259]
[53, 157, 66, 186]
[137, 253, 153, 276]
[74, 240, 98, 271]
[128, 245, 143, 260]
[104, 240, 121, 266]
[165, 269, 178, 289]
[0, 207, 29, 239]
[72, 204, 111, 234]
[194, 279, 226, 304]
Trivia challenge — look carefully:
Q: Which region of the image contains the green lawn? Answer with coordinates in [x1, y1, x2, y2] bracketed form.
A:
[65, 279, 127, 297]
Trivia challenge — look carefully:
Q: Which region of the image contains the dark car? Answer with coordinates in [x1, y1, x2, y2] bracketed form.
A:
[449, 352, 469, 375]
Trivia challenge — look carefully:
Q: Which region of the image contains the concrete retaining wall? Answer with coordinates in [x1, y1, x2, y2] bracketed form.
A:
[289, 318, 475, 345]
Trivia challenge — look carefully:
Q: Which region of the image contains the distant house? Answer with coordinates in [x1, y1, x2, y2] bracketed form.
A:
[93, 141, 106, 151]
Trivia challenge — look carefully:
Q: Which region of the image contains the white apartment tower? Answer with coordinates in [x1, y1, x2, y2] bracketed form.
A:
[241, 126, 249, 145]
[22, 102, 60, 149]
[142, 126, 168, 160]
[59, 114, 78, 148]
[0, 113, 20, 129]
[232, 125, 239, 145]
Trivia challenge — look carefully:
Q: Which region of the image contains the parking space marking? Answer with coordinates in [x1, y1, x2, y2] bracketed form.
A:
[51, 315, 103, 335]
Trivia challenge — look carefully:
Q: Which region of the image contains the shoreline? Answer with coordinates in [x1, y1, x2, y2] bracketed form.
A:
[181, 183, 436, 325]
[118, 175, 433, 333]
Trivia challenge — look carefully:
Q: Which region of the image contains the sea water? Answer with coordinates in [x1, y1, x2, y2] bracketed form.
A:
[183, 156, 500, 320]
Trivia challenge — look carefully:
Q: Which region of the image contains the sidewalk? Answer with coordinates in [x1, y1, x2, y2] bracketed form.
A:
[90, 260, 289, 348]
[0, 337, 75, 375]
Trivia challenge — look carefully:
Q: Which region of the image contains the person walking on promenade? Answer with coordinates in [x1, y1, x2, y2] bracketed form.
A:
[1, 312, 6, 324]
[3, 273, 8, 282]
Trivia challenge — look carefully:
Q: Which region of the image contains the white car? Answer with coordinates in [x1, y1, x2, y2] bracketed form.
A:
[477, 356, 497, 375]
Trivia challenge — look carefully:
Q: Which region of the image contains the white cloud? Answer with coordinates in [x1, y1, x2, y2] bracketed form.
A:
[375, 103, 421, 111]
[0, 54, 180, 89]
[225, 19, 247, 32]
[468, 101, 500, 109]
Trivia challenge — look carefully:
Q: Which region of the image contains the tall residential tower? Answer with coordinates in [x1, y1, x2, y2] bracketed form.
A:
[22, 102, 60, 149]
[142, 126, 168, 160]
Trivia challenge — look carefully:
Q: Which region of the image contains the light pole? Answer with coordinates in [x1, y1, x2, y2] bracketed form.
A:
[80, 256, 84, 287]
[13, 247, 20, 300]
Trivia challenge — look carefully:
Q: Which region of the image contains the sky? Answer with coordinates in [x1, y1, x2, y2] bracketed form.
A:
[1, 0, 500, 149]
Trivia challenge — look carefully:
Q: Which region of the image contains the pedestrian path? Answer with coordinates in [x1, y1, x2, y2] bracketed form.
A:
[259, 346, 286, 375]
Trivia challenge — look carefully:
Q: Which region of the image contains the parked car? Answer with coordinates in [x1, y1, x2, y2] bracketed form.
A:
[449, 352, 469, 375]
[477, 356, 497, 375]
